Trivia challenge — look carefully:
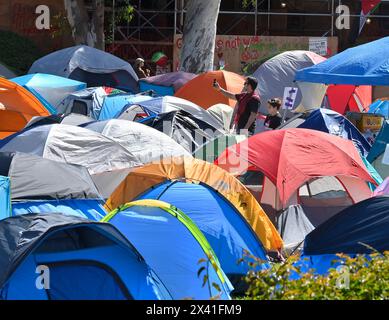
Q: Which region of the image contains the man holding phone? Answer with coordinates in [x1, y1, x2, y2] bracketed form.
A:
[213, 76, 260, 136]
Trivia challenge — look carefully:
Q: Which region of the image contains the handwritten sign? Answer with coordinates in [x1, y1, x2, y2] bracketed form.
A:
[309, 37, 328, 56]
[282, 87, 299, 110]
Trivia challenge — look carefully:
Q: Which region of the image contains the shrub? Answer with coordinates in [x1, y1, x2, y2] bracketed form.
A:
[0, 31, 43, 75]
[243, 251, 389, 300]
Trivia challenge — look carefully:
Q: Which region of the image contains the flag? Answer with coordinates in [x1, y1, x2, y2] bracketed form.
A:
[359, 0, 382, 34]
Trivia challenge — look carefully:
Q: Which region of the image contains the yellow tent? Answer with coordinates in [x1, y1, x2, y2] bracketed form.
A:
[105, 157, 283, 251]
[0, 78, 49, 138]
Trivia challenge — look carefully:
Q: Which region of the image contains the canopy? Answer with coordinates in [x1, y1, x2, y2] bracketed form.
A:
[139, 71, 196, 96]
[29, 45, 139, 92]
[369, 99, 389, 118]
[0, 213, 169, 300]
[103, 200, 233, 300]
[0, 78, 50, 138]
[216, 128, 376, 208]
[175, 70, 245, 109]
[105, 157, 283, 251]
[11, 73, 86, 112]
[0, 124, 142, 175]
[136, 181, 268, 291]
[295, 37, 389, 85]
[253, 50, 325, 113]
[303, 196, 389, 255]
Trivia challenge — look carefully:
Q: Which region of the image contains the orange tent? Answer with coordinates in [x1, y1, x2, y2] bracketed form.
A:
[105, 157, 283, 251]
[175, 70, 245, 109]
[0, 78, 49, 138]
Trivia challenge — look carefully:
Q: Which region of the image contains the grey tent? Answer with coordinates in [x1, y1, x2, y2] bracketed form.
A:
[25, 113, 94, 129]
[28, 45, 139, 93]
[0, 124, 142, 175]
[0, 62, 16, 79]
[0, 213, 170, 300]
[0, 152, 101, 201]
[252, 50, 326, 114]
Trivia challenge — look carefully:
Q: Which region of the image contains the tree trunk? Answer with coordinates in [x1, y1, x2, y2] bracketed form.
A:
[179, 0, 221, 73]
[64, 0, 105, 49]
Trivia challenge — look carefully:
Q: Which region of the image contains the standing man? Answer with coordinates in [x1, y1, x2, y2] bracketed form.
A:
[213, 76, 260, 135]
[134, 58, 150, 79]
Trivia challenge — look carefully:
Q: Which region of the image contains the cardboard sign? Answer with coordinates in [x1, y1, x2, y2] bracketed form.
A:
[282, 87, 299, 110]
[309, 37, 328, 56]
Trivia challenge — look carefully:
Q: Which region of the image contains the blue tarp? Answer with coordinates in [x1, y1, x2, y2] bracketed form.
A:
[139, 82, 174, 96]
[137, 181, 268, 287]
[369, 99, 389, 119]
[0, 176, 11, 220]
[12, 74, 86, 113]
[295, 37, 389, 85]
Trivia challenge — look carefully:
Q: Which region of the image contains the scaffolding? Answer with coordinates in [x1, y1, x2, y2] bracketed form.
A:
[107, 0, 389, 67]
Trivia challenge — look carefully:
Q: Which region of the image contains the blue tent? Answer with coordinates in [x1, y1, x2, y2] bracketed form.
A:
[0, 213, 170, 300]
[367, 120, 389, 178]
[58, 87, 153, 120]
[12, 73, 86, 113]
[369, 99, 389, 119]
[295, 196, 389, 275]
[298, 109, 372, 157]
[103, 200, 233, 300]
[295, 37, 389, 85]
[136, 181, 268, 290]
[0, 176, 10, 220]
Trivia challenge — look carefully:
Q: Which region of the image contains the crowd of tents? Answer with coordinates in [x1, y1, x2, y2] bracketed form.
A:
[0, 38, 388, 300]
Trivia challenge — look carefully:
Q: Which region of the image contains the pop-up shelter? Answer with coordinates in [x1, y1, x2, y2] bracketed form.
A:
[0, 78, 50, 138]
[0, 213, 170, 300]
[139, 71, 196, 96]
[295, 37, 389, 111]
[216, 128, 376, 244]
[0, 151, 106, 221]
[58, 87, 153, 120]
[297, 196, 389, 275]
[103, 200, 233, 300]
[175, 70, 245, 109]
[29, 45, 139, 93]
[105, 157, 283, 253]
[0, 124, 142, 176]
[367, 120, 389, 178]
[12, 73, 86, 112]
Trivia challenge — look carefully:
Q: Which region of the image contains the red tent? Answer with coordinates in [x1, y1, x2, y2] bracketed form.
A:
[326, 85, 372, 114]
[216, 128, 375, 208]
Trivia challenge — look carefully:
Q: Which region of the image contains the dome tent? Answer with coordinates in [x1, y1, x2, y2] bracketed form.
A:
[103, 200, 233, 300]
[0, 213, 171, 300]
[29, 45, 139, 93]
